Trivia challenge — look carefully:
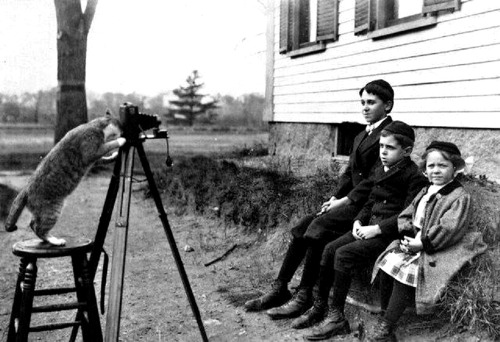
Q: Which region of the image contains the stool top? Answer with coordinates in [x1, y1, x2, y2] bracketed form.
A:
[12, 237, 93, 258]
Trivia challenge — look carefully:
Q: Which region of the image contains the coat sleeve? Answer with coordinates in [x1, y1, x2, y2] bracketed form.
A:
[334, 132, 365, 200]
[397, 190, 424, 237]
[334, 163, 354, 199]
[345, 159, 380, 204]
[354, 194, 375, 225]
[378, 172, 428, 236]
[421, 193, 471, 254]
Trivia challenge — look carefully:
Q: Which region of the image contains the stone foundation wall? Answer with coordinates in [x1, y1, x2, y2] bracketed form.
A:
[268, 122, 346, 176]
[269, 122, 500, 181]
[412, 127, 500, 181]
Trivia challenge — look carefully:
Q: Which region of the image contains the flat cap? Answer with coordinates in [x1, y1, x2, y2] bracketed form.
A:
[383, 120, 415, 142]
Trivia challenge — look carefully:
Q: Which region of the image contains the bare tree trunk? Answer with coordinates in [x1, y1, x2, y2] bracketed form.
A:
[53, 0, 98, 143]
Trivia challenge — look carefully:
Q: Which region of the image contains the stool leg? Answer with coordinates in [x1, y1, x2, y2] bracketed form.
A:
[7, 258, 28, 342]
[72, 253, 103, 342]
[16, 259, 37, 342]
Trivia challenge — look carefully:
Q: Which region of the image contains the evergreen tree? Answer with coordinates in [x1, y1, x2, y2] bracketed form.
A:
[169, 70, 218, 126]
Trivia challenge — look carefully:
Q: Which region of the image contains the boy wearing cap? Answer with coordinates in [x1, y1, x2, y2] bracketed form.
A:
[244, 80, 395, 316]
[297, 121, 428, 339]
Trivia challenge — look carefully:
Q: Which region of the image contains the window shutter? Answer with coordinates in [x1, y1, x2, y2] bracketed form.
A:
[423, 0, 461, 14]
[317, 0, 339, 41]
[354, 0, 370, 35]
[299, 0, 310, 44]
[279, 0, 291, 53]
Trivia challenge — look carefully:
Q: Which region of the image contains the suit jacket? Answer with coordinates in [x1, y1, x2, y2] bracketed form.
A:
[354, 156, 429, 239]
[334, 116, 393, 205]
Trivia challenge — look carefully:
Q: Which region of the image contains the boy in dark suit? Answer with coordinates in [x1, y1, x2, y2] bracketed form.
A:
[244, 80, 395, 318]
[298, 121, 428, 340]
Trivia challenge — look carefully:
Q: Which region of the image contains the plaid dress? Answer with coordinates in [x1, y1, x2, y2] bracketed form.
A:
[377, 185, 445, 287]
[379, 248, 420, 287]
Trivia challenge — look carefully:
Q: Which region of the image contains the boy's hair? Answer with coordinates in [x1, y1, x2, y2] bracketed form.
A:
[380, 120, 415, 148]
[380, 130, 414, 149]
[359, 79, 394, 113]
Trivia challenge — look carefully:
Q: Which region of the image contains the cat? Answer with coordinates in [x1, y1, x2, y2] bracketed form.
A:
[4, 114, 126, 246]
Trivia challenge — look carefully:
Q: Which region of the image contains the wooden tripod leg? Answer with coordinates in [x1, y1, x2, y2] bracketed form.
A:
[105, 144, 135, 342]
[136, 143, 209, 342]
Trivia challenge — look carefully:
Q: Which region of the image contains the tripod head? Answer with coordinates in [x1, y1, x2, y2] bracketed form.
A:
[119, 102, 173, 167]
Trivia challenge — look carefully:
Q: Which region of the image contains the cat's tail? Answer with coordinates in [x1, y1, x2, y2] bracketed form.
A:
[5, 189, 27, 232]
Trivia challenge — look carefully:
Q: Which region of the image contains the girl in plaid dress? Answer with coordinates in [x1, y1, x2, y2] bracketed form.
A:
[367, 141, 487, 342]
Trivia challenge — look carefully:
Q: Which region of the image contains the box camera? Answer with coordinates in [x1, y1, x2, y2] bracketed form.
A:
[119, 103, 161, 140]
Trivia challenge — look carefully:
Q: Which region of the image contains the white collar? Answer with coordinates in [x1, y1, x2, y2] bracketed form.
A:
[366, 116, 390, 133]
[428, 180, 453, 194]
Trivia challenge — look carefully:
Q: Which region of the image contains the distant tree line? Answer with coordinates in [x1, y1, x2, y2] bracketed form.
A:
[0, 90, 58, 125]
[0, 89, 266, 130]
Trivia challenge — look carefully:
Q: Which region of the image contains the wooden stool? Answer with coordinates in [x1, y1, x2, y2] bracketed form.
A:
[7, 237, 102, 342]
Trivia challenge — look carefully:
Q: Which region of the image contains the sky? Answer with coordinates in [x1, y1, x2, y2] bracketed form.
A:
[0, 0, 268, 97]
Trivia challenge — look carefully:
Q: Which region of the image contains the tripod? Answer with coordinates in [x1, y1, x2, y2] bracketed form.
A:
[85, 129, 208, 342]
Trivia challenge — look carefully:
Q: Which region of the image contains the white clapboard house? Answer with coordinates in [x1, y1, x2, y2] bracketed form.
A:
[264, 0, 500, 178]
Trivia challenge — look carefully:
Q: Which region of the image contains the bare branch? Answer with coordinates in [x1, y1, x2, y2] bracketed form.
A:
[84, 0, 99, 33]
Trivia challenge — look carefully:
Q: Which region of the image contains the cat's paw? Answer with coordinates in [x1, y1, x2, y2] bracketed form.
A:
[101, 151, 118, 161]
[45, 236, 66, 246]
[117, 137, 127, 147]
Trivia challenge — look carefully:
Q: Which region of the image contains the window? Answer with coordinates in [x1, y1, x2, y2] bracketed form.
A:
[354, 0, 461, 38]
[280, 0, 339, 57]
[337, 122, 365, 156]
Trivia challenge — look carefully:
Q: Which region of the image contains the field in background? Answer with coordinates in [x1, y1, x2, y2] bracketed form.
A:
[0, 125, 268, 170]
[0, 124, 54, 155]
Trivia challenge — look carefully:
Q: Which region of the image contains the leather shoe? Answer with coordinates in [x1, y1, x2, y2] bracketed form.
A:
[244, 281, 291, 312]
[266, 287, 312, 319]
[303, 308, 350, 341]
[291, 298, 328, 329]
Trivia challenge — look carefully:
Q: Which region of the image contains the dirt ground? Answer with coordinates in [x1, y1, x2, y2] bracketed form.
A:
[0, 171, 493, 342]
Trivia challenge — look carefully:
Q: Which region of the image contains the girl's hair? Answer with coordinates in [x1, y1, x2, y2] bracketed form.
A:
[380, 130, 414, 149]
[420, 148, 464, 171]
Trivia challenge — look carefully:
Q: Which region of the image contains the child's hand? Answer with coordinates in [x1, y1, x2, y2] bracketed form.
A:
[317, 196, 337, 215]
[400, 235, 423, 253]
[352, 220, 362, 240]
[357, 225, 382, 240]
[318, 196, 351, 215]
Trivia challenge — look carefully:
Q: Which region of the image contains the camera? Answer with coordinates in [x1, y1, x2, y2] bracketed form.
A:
[119, 103, 161, 140]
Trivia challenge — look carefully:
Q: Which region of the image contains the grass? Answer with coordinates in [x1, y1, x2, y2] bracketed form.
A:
[149, 154, 336, 234]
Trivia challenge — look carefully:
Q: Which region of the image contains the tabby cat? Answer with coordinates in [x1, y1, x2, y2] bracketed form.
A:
[5, 114, 126, 245]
